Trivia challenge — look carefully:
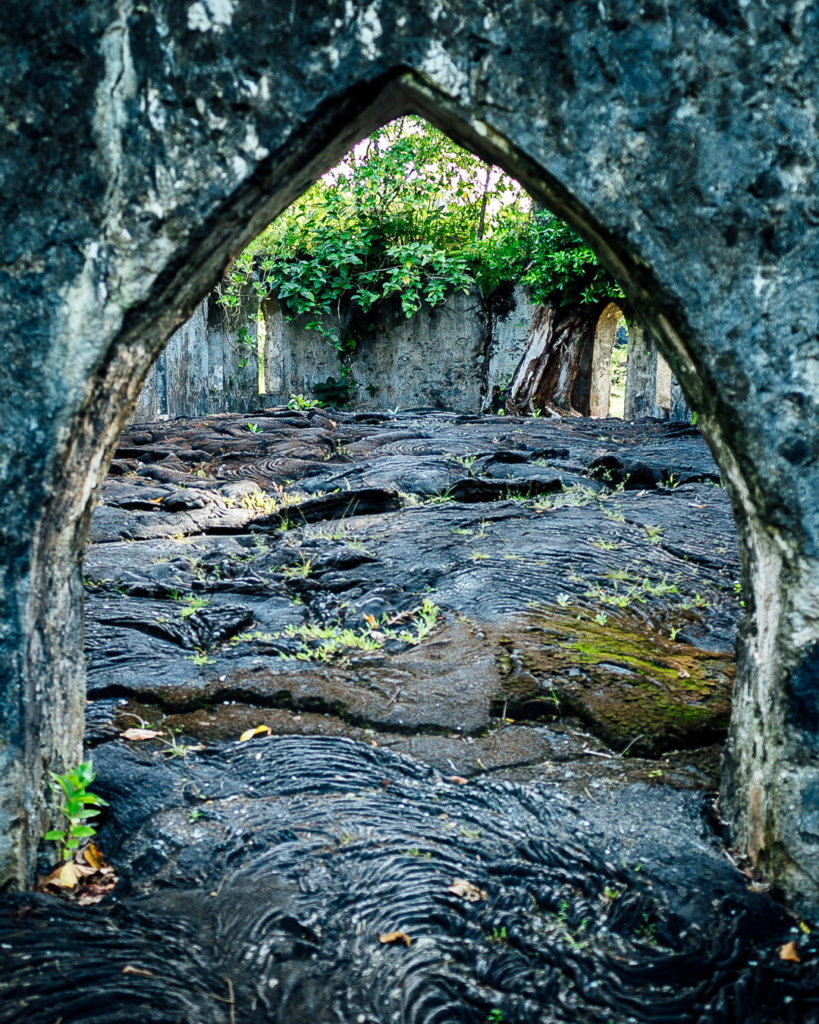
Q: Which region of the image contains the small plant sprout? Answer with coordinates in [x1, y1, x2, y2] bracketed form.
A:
[593, 611, 608, 626]
[247, 422, 260, 433]
[279, 555, 312, 580]
[43, 761, 108, 862]
[556, 592, 570, 607]
[644, 524, 662, 544]
[179, 594, 209, 619]
[287, 393, 322, 410]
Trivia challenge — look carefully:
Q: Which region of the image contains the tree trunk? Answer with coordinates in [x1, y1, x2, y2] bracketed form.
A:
[506, 302, 601, 416]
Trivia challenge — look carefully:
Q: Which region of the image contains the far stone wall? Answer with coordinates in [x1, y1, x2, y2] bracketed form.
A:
[261, 285, 535, 413]
[134, 280, 689, 421]
[624, 328, 691, 422]
[131, 289, 260, 422]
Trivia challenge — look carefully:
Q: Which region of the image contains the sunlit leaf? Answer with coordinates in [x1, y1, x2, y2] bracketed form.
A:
[239, 724, 272, 742]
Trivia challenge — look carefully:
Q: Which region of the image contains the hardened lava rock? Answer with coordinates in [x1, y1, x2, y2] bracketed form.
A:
[1, 736, 817, 1023]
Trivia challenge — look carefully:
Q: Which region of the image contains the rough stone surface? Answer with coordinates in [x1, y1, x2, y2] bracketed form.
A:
[139, 282, 687, 420]
[624, 326, 690, 422]
[2, 736, 818, 1023]
[4, 411, 817, 1020]
[263, 286, 529, 413]
[0, 0, 817, 918]
[133, 290, 261, 421]
[84, 411, 738, 767]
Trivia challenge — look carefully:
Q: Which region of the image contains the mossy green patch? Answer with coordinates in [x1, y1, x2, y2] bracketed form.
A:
[489, 607, 733, 755]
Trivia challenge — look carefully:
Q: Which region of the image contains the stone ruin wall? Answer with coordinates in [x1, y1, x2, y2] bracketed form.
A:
[134, 284, 688, 422]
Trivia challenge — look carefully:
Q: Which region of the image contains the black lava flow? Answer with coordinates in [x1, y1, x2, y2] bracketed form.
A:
[1, 736, 817, 1024]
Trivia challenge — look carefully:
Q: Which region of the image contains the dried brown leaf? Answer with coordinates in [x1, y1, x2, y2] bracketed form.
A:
[779, 940, 800, 962]
[82, 843, 106, 869]
[447, 878, 488, 902]
[120, 727, 163, 741]
[52, 862, 78, 889]
[378, 931, 411, 947]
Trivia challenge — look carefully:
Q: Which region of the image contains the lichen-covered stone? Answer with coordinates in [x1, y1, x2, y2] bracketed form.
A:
[493, 608, 733, 756]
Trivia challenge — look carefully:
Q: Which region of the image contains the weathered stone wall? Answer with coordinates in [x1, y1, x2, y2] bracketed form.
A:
[263, 285, 533, 412]
[132, 293, 261, 421]
[0, 0, 817, 917]
[625, 327, 691, 422]
[140, 280, 676, 419]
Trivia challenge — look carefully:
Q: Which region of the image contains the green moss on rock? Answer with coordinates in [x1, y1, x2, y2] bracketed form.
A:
[490, 607, 733, 755]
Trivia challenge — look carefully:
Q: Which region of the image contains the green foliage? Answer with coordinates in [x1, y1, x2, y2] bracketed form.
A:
[43, 761, 108, 862]
[222, 117, 623, 376]
[279, 598, 440, 663]
[313, 374, 355, 407]
[287, 393, 323, 410]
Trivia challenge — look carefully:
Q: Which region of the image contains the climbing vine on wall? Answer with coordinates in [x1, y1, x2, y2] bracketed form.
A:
[221, 116, 624, 402]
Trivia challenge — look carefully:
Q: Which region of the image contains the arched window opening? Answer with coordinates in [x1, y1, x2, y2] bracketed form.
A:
[0, 21, 814, 983]
[132, 116, 629, 423]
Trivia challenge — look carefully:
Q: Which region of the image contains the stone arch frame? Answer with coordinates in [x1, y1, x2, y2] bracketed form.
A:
[2, 3, 818, 917]
[589, 302, 624, 418]
[571, 301, 627, 418]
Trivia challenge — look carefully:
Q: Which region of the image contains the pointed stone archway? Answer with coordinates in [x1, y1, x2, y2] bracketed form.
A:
[570, 301, 629, 418]
[588, 302, 623, 418]
[1, 2, 818, 917]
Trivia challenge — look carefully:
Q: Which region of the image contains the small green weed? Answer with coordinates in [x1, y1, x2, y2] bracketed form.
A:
[280, 599, 439, 663]
[532, 484, 598, 512]
[636, 913, 658, 945]
[451, 454, 478, 473]
[279, 555, 313, 580]
[43, 761, 108, 862]
[288, 393, 323, 410]
[240, 489, 279, 514]
[179, 595, 209, 619]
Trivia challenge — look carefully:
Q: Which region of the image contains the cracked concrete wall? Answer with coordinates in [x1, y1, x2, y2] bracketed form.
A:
[0, 0, 817, 916]
[133, 292, 260, 421]
[136, 283, 533, 415]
